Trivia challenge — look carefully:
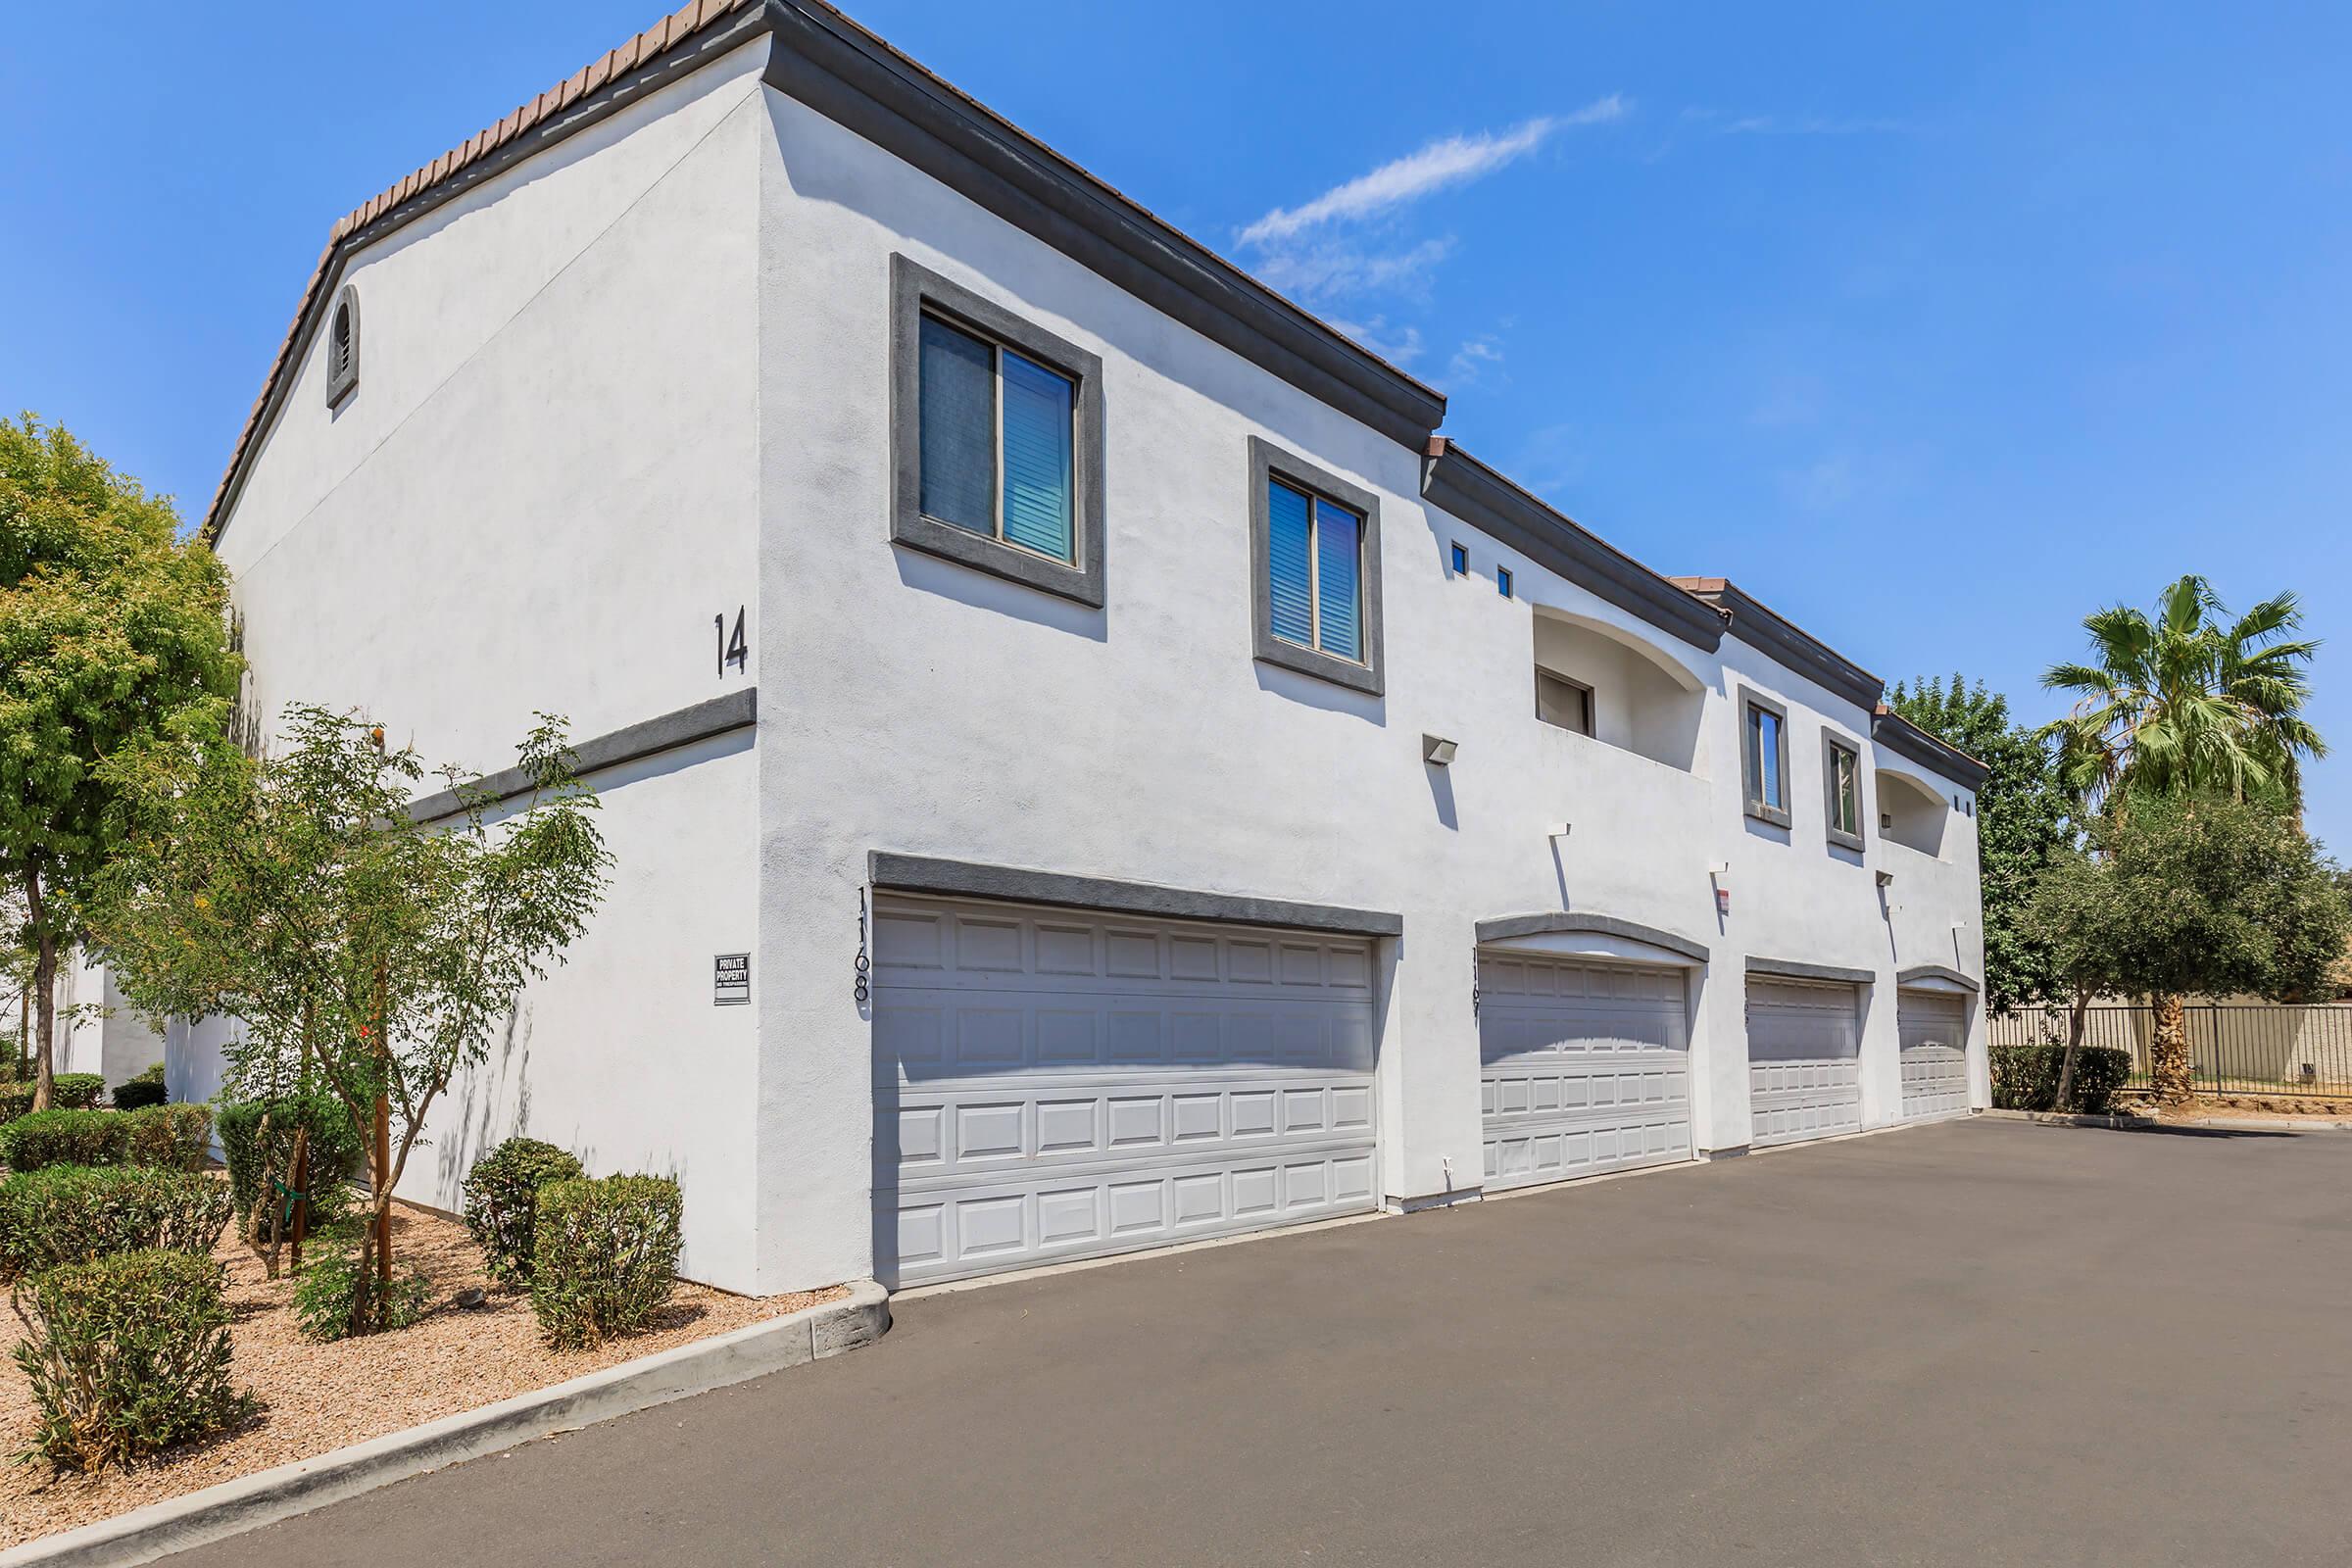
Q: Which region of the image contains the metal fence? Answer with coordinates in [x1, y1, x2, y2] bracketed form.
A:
[1987, 1003, 2352, 1098]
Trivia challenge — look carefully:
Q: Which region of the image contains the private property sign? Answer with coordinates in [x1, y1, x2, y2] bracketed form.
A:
[713, 953, 750, 1005]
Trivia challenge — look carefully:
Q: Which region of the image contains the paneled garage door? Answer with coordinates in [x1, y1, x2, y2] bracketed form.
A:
[1745, 978, 1862, 1148]
[1897, 989, 1971, 1120]
[872, 894, 1380, 1287]
[1478, 953, 1692, 1191]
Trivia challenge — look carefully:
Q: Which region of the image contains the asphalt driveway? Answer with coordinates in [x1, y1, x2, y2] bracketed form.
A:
[171, 1118, 2352, 1566]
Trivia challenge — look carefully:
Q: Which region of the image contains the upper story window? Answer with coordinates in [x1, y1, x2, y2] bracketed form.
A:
[1824, 733, 1864, 850]
[1249, 436, 1384, 696]
[1741, 689, 1790, 827]
[325, 284, 360, 406]
[1450, 542, 1469, 575]
[891, 255, 1105, 608]
[1496, 565, 1514, 598]
[1536, 668, 1594, 737]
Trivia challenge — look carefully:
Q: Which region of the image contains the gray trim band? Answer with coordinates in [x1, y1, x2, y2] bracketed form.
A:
[1745, 956, 1876, 987]
[1897, 964, 1982, 994]
[1473, 911, 1710, 963]
[867, 853, 1402, 937]
[408, 688, 757, 823]
[763, 3, 1445, 450]
[1420, 445, 1725, 653]
[1248, 437, 1385, 696]
[1684, 581, 1884, 714]
[1873, 709, 1991, 790]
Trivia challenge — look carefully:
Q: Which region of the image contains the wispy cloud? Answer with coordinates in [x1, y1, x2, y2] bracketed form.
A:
[1446, 335, 1506, 387]
[1324, 316, 1426, 368]
[1237, 98, 1626, 249]
[1687, 107, 1913, 138]
[1250, 236, 1456, 303]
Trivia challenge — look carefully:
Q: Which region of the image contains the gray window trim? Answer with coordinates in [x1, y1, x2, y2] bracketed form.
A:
[890, 254, 1106, 609]
[1248, 436, 1385, 696]
[324, 284, 360, 407]
[1536, 667, 1594, 737]
[1896, 964, 1982, 994]
[1740, 687, 1792, 828]
[868, 852, 1402, 937]
[1746, 955, 1875, 987]
[1822, 729, 1866, 851]
[1474, 911, 1710, 963]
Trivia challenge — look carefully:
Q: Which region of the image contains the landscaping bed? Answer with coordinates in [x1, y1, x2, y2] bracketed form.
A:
[1, 1197, 844, 1550]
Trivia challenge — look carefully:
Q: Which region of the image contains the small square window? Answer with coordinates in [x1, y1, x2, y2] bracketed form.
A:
[1496, 566, 1513, 598]
[1536, 669, 1594, 737]
[1449, 542, 1469, 575]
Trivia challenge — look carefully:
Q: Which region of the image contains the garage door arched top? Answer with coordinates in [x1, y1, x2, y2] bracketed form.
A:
[1895, 964, 1980, 994]
[1745, 956, 1875, 987]
[1474, 911, 1709, 966]
[868, 852, 1402, 938]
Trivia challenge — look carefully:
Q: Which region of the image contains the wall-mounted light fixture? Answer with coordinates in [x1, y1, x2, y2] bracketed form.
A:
[1422, 734, 1458, 766]
[1876, 870, 1894, 889]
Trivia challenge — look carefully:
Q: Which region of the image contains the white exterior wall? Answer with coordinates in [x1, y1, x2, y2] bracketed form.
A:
[56, 957, 166, 1087]
[749, 89, 1985, 1293]
[190, 43, 771, 1291]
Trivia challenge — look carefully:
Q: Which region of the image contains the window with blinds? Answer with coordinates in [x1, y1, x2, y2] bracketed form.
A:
[1266, 477, 1364, 662]
[917, 312, 1077, 565]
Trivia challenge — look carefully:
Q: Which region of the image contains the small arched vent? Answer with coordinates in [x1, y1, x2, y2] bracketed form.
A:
[325, 284, 361, 405]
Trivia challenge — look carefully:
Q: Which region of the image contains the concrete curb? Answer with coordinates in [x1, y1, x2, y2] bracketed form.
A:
[1984, 1108, 2352, 1134]
[2, 1280, 890, 1568]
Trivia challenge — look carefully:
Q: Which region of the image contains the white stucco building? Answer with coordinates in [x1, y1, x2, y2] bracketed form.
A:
[178, 0, 1988, 1296]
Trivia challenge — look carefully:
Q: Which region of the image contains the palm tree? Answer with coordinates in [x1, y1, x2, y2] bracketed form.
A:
[2041, 574, 2326, 1100]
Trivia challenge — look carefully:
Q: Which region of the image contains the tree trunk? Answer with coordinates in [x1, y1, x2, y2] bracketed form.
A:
[2149, 993, 2194, 1102]
[2052, 988, 2091, 1111]
[24, 867, 55, 1113]
[373, 1091, 392, 1305]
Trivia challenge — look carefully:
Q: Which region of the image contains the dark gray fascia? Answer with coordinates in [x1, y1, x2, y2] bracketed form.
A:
[1740, 686, 1792, 830]
[1684, 581, 1884, 714]
[763, 3, 1445, 451]
[889, 254, 1106, 609]
[1897, 964, 1982, 994]
[1473, 911, 1710, 964]
[1746, 956, 1876, 987]
[868, 852, 1402, 937]
[1822, 728, 1866, 853]
[1873, 708, 1991, 791]
[1421, 444, 1725, 654]
[408, 687, 756, 824]
[1248, 437, 1385, 696]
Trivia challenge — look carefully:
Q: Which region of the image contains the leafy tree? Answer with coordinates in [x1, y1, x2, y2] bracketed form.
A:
[0, 416, 238, 1110]
[2026, 794, 2351, 1102]
[1889, 675, 2070, 1013]
[88, 706, 610, 1333]
[2039, 574, 2328, 1097]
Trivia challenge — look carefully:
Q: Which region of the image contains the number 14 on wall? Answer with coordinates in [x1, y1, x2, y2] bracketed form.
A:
[715, 607, 748, 677]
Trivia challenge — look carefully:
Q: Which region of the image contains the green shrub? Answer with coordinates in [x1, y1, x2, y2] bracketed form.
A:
[290, 1219, 433, 1342]
[461, 1137, 584, 1288]
[1991, 1040, 2133, 1113]
[112, 1064, 169, 1111]
[12, 1250, 257, 1471]
[2, 1107, 129, 1170]
[529, 1175, 684, 1351]
[0, 1080, 30, 1125]
[51, 1072, 107, 1109]
[218, 1095, 364, 1243]
[0, 1103, 215, 1173]
[0, 1166, 233, 1283]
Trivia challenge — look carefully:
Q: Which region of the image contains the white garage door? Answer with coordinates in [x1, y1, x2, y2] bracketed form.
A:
[1478, 953, 1692, 1191]
[1746, 978, 1862, 1148]
[1898, 989, 1970, 1120]
[872, 894, 1380, 1287]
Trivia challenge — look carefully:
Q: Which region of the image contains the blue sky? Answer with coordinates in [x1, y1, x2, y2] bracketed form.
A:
[6, 3, 2348, 843]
